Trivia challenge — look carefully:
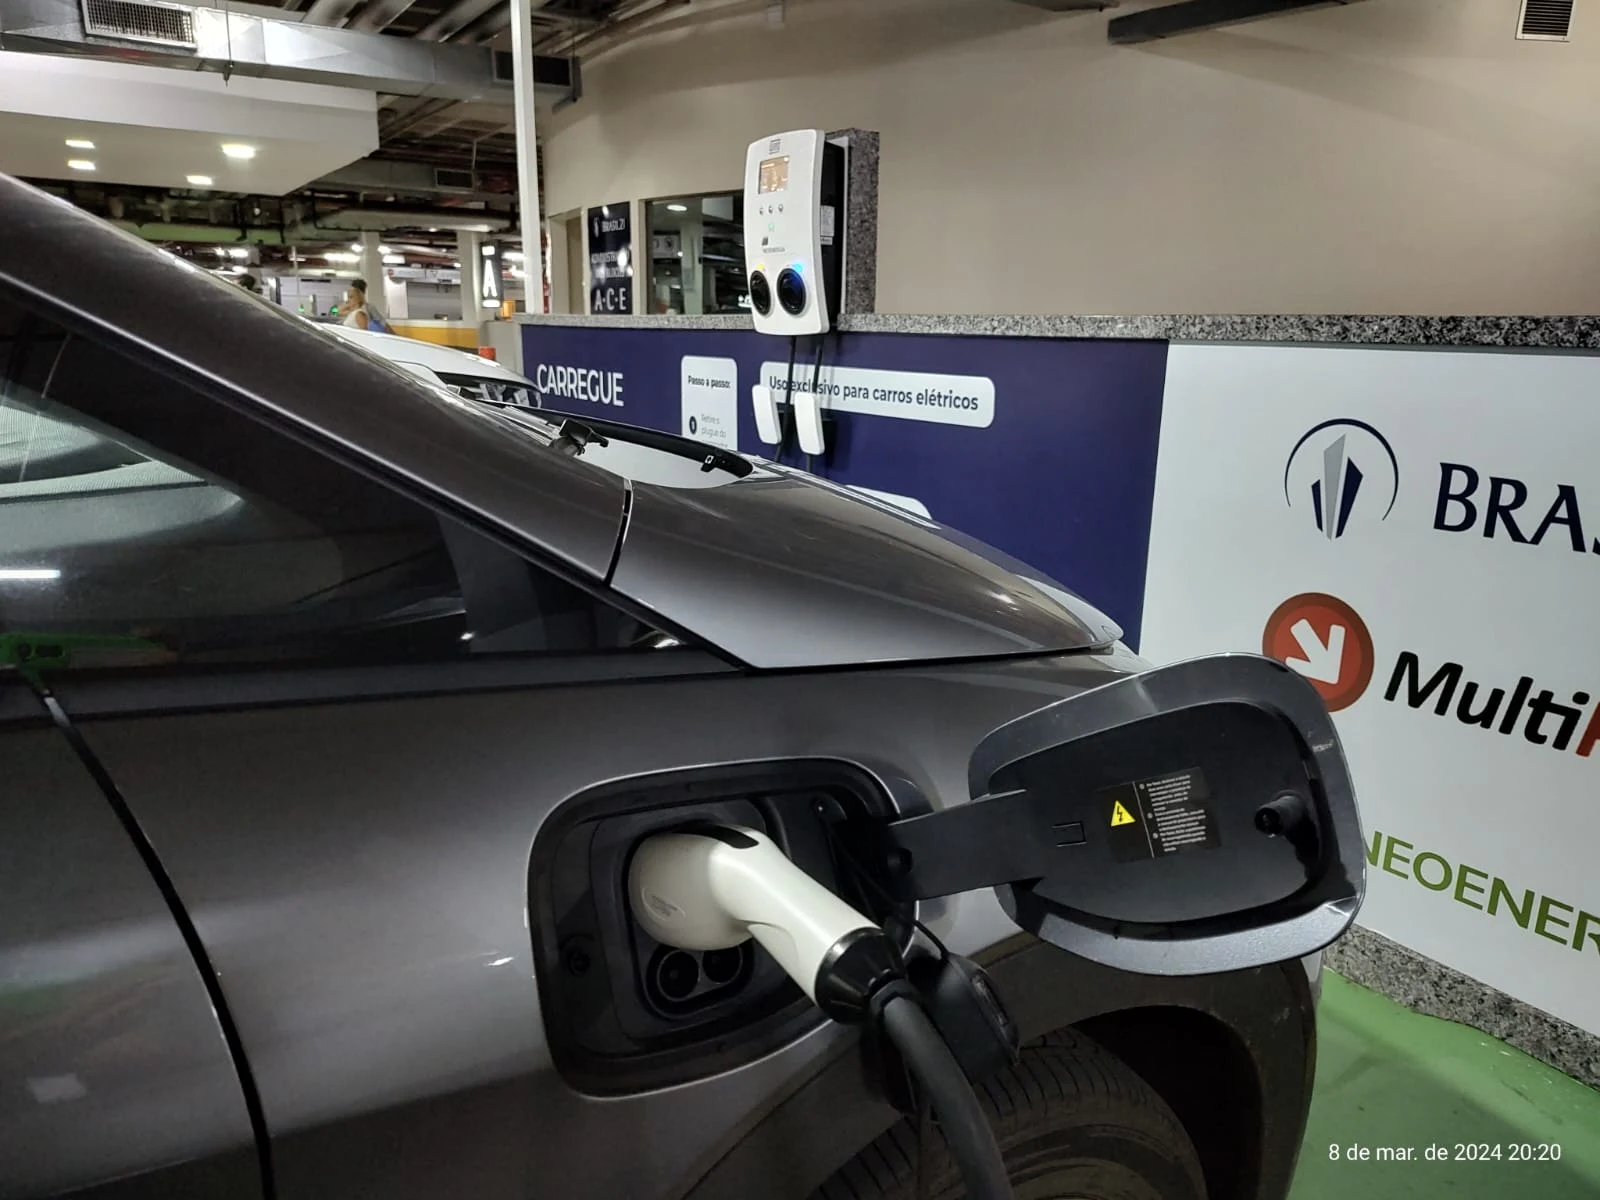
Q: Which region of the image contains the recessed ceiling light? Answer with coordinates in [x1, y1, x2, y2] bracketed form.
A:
[187, 174, 214, 187]
[220, 143, 257, 160]
[667, 203, 688, 213]
[228, 247, 250, 259]
[67, 160, 96, 172]
[65, 138, 95, 151]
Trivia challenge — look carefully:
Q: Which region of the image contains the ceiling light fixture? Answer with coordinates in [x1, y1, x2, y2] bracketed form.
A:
[383, 254, 405, 265]
[220, 143, 257, 160]
[65, 138, 95, 150]
[67, 160, 95, 172]
[667, 203, 688, 213]
[187, 174, 214, 187]
[349, 242, 363, 254]
[228, 247, 250, 259]
[0, 567, 60, 581]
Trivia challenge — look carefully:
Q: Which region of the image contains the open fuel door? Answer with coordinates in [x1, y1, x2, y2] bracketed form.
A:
[848, 654, 1366, 975]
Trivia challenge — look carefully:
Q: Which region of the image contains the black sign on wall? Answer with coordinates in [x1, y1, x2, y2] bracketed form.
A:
[480, 241, 504, 310]
[588, 203, 633, 315]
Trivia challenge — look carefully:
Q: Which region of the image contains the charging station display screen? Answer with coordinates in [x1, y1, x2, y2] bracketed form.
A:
[758, 155, 790, 193]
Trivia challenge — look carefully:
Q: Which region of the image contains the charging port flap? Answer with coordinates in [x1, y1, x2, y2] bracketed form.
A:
[846, 653, 1366, 976]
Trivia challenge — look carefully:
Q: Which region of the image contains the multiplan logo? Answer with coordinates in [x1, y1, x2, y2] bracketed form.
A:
[1385, 653, 1599, 762]
[1283, 419, 1399, 540]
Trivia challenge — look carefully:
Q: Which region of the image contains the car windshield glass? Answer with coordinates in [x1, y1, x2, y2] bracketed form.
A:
[434, 370, 540, 409]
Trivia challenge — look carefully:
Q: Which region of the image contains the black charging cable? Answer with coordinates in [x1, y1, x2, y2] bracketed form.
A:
[779, 334, 798, 463]
[804, 335, 826, 473]
[878, 994, 1011, 1200]
[822, 819, 999, 1200]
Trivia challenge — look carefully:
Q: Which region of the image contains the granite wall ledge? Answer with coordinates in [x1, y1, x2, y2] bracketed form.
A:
[517, 311, 1600, 349]
[1326, 925, 1600, 1089]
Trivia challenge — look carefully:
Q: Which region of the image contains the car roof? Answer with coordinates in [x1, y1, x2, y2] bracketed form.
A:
[0, 174, 624, 580]
[321, 324, 534, 385]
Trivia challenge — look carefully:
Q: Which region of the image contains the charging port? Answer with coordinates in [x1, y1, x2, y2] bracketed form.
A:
[529, 760, 902, 1095]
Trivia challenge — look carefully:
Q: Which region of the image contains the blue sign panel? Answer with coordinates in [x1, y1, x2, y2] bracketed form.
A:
[521, 324, 1168, 647]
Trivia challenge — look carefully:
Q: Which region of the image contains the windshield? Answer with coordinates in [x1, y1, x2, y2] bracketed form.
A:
[434, 370, 540, 409]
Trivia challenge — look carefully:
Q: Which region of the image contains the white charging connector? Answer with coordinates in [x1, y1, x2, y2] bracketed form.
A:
[629, 822, 1015, 1199]
[629, 825, 882, 1008]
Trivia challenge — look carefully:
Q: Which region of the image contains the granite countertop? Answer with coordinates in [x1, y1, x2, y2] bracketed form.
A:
[516, 311, 1600, 349]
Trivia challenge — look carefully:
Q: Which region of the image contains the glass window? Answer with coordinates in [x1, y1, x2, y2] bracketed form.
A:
[645, 192, 747, 316]
[0, 301, 680, 674]
[433, 370, 539, 409]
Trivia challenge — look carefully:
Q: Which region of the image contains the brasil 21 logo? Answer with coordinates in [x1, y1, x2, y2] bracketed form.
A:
[1283, 419, 1399, 541]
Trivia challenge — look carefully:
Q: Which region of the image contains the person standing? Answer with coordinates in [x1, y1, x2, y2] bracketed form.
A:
[342, 278, 389, 332]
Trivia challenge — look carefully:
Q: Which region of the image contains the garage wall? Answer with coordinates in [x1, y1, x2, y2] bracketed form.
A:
[541, 0, 1600, 315]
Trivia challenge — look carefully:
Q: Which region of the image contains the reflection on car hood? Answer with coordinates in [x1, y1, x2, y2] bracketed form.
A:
[610, 463, 1123, 670]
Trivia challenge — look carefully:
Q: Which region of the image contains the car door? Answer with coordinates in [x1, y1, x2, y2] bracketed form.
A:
[0, 666, 262, 1200]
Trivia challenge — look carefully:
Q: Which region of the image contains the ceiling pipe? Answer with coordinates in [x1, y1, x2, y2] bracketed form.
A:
[563, 0, 691, 59]
[348, 0, 423, 32]
[417, 0, 549, 42]
[301, 0, 364, 25]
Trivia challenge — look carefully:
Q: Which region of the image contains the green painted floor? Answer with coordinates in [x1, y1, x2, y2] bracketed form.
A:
[1290, 974, 1600, 1199]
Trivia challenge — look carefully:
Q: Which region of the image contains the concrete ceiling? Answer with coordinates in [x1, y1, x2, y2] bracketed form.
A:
[0, 50, 378, 195]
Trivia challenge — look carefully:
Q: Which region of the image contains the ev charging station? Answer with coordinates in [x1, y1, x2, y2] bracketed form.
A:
[744, 129, 847, 458]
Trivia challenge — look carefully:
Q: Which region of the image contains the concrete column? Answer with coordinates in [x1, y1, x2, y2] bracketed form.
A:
[456, 229, 482, 323]
[358, 231, 383, 308]
[510, 0, 546, 313]
[680, 214, 704, 316]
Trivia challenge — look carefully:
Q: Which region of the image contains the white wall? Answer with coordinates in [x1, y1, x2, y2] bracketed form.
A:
[541, 0, 1600, 315]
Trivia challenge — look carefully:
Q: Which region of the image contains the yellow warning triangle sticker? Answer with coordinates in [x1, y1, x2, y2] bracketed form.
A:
[1110, 801, 1137, 828]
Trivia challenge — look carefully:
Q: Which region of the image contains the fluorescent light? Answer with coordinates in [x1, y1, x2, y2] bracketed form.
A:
[187, 174, 214, 187]
[383, 254, 405, 265]
[349, 242, 363, 254]
[667, 203, 688, 213]
[0, 568, 60, 581]
[504, 250, 524, 262]
[65, 138, 95, 150]
[452, 261, 461, 268]
[221, 143, 257, 160]
[323, 252, 359, 264]
[228, 247, 250, 259]
[378, 245, 393, 255]
[67, 160, 95, 172]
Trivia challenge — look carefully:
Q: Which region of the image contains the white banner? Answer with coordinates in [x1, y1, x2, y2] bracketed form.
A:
[758, 361, 994, 428]
[1142, 343, 1600, 1035]
[680, 356, 738, 449]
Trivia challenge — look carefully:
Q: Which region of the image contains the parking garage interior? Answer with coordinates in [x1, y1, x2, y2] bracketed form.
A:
[2, 1, 1598, 1199]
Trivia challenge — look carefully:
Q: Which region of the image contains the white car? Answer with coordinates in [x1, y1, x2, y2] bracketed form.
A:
[320, 324, 538, 408]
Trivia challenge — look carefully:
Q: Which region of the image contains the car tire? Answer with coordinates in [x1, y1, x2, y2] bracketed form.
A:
[812, 1029, 1207, 1200]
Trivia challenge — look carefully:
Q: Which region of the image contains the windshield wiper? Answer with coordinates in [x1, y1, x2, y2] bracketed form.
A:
[487, 402, 753, 477]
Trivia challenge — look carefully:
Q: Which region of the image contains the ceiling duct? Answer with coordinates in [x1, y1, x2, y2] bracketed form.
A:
[80, 0, 194, 46]
[0, 0, 577, 99]
[1107, 0, 1367, 44]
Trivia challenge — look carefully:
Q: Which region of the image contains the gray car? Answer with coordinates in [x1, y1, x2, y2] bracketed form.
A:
[0, 174, 1327, 1200]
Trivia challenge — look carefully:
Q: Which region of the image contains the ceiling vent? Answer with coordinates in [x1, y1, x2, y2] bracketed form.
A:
[80, 0, 197, 47]
[434, 168, 475, 193]
[1517, 0, 1573, 40]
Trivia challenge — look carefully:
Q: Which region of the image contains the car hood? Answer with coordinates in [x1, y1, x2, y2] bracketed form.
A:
[609, 462, 1122, 670]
